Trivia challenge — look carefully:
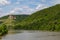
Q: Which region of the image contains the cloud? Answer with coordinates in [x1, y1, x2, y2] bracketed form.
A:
[55, 0, 60, 4]
[0, 0, 10, 5]
[41, 0, 47, 2]
[7, 8, 21, 15]
[49, 0, 60, 5]
[6, 6, 34, 15]
[36, 4, 43, 9]
[36, 4, 48, 11]
[21, 6, 34, 14]
[0, 8, 5, 17]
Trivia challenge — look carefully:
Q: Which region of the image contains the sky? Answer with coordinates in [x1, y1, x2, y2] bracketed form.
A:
[0, 0, 60, 17]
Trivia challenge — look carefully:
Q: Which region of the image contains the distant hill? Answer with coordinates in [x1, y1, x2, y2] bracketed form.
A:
[0, 15, 29, 21]
[0, 15, 29, 25]
[19, 4, 60, 31]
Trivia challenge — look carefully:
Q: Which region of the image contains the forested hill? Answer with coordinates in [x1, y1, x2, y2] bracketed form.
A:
[19, 4, 60, 31]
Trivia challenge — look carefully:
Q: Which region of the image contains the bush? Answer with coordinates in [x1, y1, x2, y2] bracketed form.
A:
[0, 24, 8, 36]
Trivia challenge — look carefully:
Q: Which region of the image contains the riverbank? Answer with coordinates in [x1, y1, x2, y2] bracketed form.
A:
[8, 30, 60, 34]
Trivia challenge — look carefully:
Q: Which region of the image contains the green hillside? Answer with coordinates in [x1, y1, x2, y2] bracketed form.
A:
[16, 4, 60, 31]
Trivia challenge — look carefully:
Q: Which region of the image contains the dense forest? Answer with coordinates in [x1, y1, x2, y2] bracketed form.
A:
[14, 4, 60, 31]
[0, 4, 60, 36]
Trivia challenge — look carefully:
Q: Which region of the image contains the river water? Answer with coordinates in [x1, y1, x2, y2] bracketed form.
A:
[1, 30, 60, 40]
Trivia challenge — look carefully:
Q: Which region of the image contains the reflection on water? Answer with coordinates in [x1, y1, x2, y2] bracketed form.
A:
[1, 30, 60, 40]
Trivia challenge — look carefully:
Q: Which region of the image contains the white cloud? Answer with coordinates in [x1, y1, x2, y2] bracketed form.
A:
[19, 6, 35, 14]
[50, 0, 60, 5]
[41, 0, 60, 5]
[22, 6, 34, 14]
[6, 6, 35, 15]
[36, 4, 48, 11]
[36, 4, 43, 9]
[54, 0, 60, 4]
[7, 8, 21, 15]
[0, 0, 10, 5]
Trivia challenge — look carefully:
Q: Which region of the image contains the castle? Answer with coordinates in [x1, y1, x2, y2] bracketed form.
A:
[8, 15, 16, 20]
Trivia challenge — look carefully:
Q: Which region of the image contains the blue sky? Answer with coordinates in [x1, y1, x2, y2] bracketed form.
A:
[0, 0, 60, 17]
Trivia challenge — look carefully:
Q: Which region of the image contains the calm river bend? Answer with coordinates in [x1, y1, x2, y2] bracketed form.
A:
[1, 30, 60, 40]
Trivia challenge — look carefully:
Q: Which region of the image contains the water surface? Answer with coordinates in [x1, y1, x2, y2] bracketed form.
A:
[1, 30, 60, 40]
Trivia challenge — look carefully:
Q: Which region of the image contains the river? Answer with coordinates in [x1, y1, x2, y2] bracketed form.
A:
[0, 30, 60, 40]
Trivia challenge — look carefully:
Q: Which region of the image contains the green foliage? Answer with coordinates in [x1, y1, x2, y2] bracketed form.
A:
[0, 24, 8, 36]
[13, 24, 22, 30]
[14, 4, 60, 31]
